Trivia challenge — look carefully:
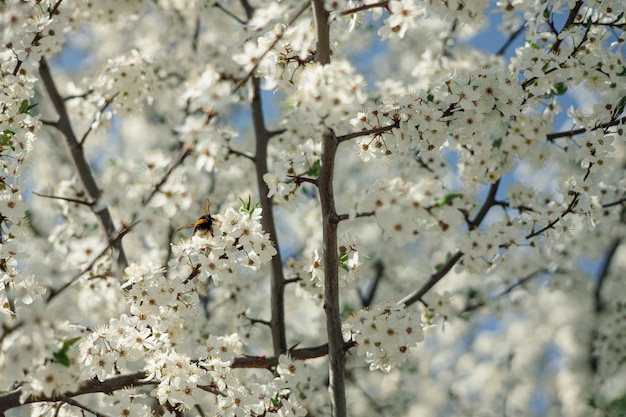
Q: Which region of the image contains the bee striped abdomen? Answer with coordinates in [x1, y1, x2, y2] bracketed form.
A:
[193, 215, 214, 237]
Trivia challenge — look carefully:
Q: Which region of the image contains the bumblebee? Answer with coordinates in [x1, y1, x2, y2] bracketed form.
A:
[178, 198, 214, 237]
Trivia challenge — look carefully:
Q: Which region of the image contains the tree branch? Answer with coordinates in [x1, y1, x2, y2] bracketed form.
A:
[399, 180, 502, 307]
[32, 191, 94, 207]
[141, 141, 194, 206]
[249, 76, 287, 355]
[339, 0, 389, 17]
[336, 121, 399, 143]
[38, 58, 128, 268]
[496, 23, 526, 56]
[319, 126, 346, 417]
[46, 221, 138, 303]
[0, 341, 357, 413]
[312, 0, 331, 65]
[232, 1, 310, 93]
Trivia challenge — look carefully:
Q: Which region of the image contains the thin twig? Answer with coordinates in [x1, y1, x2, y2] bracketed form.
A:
[339, 0, 388, 17]
[227, 147, 255, 161]
[358, 260, 384, 307]
[525, 192, 579, 239]
[398, 180, 502, 307]
[336, 121, 399, 143]
[461, 270, 543, 314]
[141, 142, 194, 206]
[33, 191, 94, 207]
[232, 1, 310, 93]
[496, 23, 526, 56]
[46, 222, 138, 303]
[79, 94, 117, 146]
[60, 397, 115, 417]
[217, 2, 247, 25]
[336, 211, 375, 222]
[546, 115, 626, 141]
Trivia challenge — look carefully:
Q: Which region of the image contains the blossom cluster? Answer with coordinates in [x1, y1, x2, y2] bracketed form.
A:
[264, 138, 321, 209]
[377, 0, 489, 40]
[169, 206, 278, 285]
[343, 302, 425, 372]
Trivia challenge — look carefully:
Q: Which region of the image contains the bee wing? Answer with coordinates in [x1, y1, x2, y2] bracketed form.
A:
[202, 198, 211, 216]
[177, 223, 195, 232]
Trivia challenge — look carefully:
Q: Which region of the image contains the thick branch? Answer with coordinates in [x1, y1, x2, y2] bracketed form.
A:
[551, 1, 583, 54]
[312, 0, 331, 65]
[38, 58, 128, 268]
[249, 76, 287, 355]
[319, 127, 346, 417]
[0, 341, 357, 413]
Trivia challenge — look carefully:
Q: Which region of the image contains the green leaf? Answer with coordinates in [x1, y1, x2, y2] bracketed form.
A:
[307, 159, 321, 178]
[426, 91, 435, 103]
[435, 193, 462, 207]
[18, 99, 37, 114]
[552, 82, 568, 96]
[492, 137, 502, 149]
[1, 130, 15, 146]
[338, 251, 350, 272]
[616, 96, 626, 115]
[605, 395, 626, 414]
[18, 99, 30, 114]
[239, 195, 259, 218]
[466, 287, 481, 300]
[435, 252, 453, 271]
[53, 337, 81, 367]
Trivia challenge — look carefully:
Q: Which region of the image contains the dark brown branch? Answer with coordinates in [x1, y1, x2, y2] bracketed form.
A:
[336, 211, 375, 222]
[38, 58, 128, 268]
[461, 270, 543, 314]
[59, 397, 114, 417]
[227, 147, 255, 161]
[142, 142, 194, 206]
[546, 115, 626, 142]
[336, 121, 399, 143]
[469, 179, 501, 229]
[0, 339, 357, 413]
[232, 1, 310, 93]
[496, 23, 526, 56]
[46, 222, 138, 303]
[602, 196, 626, 209]
[288, 175, 318, 186]
[9, 1, 64, 77]
[398, 251, 464, 307]
[593, 238, 621, 315]
[250, 76, 287, 355]
[358, 260, 384, 307]
[551, 1, 583, 53]
[79, 94, 117, 146]
[339, 0, 388, 16]
[0, 372, 153, 413]
[399, 180, 502, 307]
[319, 126, 346, 417]
[312, 0, 331, 65]
[525, 192, 579, 239]
[32, 191, 94, 207]
[589, 237, 622, 373]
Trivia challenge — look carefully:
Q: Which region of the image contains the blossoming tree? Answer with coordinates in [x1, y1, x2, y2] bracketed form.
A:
[1, 0, 625, 416]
